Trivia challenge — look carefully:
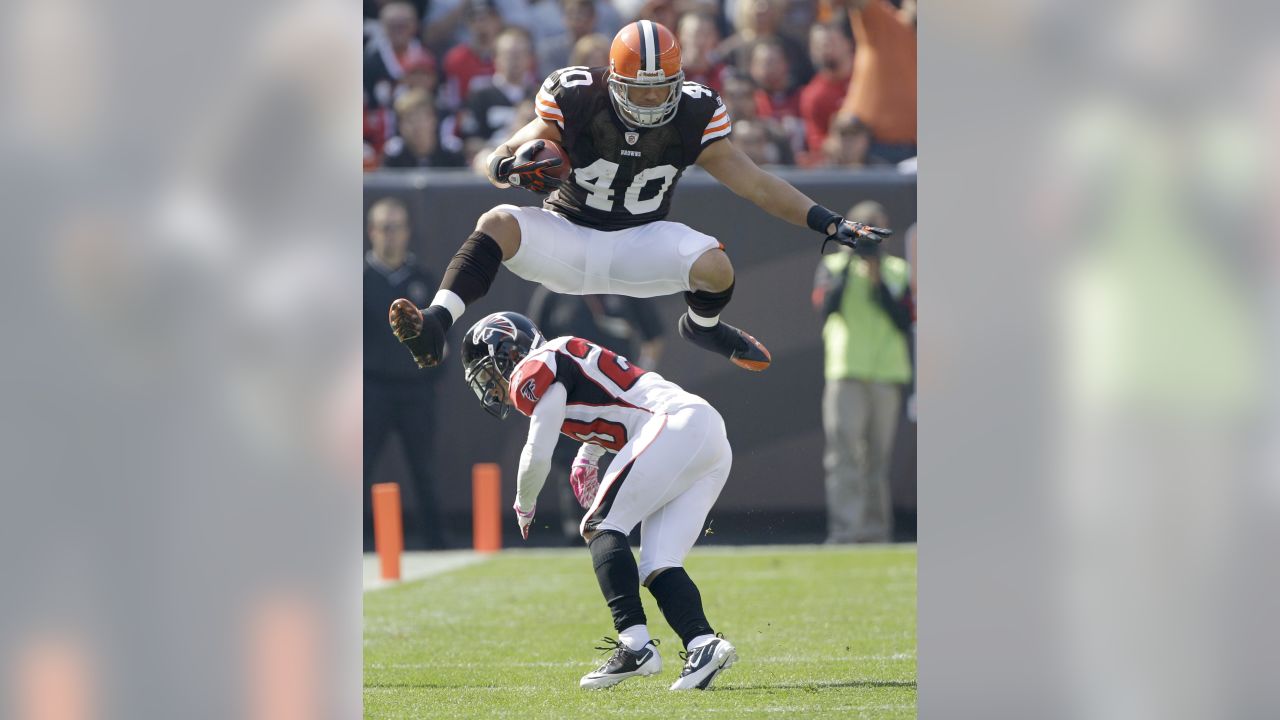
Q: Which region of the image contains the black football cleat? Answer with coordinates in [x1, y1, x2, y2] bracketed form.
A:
[579, 637, 662, 689]
[678, 315, 772, 371]
[669, 636, 737, 691]
[395, 304, 448, 368]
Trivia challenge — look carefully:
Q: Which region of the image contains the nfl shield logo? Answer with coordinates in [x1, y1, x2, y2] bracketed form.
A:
[625, 131, 639, 145]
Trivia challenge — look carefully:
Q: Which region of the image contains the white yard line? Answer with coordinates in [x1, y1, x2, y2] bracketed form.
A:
[363, 550, 492, 591]
[363, 543, 916, 590]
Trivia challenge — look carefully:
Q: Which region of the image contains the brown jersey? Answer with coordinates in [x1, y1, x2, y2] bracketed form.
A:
[534, 66, 732, 231]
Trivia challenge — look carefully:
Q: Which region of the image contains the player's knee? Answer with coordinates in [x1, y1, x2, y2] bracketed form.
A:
[475, 208, 521, 260]
[641, 566, 676, 587]
[689, 249, 734, 293]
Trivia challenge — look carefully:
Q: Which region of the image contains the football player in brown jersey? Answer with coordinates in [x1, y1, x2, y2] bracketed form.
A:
[390, 20, 890, 373]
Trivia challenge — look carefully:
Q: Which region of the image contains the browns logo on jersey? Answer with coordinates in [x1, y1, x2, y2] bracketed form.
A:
[534, 67, 732, 231]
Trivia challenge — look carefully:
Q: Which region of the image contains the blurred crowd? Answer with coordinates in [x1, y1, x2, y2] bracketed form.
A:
[363, 0, 916, 172]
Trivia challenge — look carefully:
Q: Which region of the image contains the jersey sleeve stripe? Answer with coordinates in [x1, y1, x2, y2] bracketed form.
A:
[536, 102, 563, 119]
[535, 91, 559, 108]
[537, 112, 565, 129]
[708, 109, 727, 123]
[702, 118, 730, 135]
[701, 125, 732, 144]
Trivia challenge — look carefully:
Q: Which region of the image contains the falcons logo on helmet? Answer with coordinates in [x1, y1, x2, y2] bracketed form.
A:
[471, 313, 519, 346]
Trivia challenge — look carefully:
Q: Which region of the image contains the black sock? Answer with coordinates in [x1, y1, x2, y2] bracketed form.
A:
[647, 567, 713, 648]
[439, 231, 503, 311]
[589, 530, 646, 633]
[683, 281, 735, 328]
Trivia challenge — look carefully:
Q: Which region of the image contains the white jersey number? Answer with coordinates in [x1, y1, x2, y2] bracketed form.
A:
[575, 159, 678, 215]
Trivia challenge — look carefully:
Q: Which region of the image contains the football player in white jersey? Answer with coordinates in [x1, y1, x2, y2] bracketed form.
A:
[460, 311, 738, 690]
[389, 20, 890, 374]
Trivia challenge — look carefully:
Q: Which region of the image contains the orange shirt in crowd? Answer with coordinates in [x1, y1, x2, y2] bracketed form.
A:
[841, 0, 916, 145]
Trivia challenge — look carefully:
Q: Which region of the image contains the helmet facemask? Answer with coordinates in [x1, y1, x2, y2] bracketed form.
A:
[608, 68, 684, 128]
[464, 356, 512, 420]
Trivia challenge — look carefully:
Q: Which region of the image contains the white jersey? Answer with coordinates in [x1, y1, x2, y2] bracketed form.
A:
[509, 336, 706, 452]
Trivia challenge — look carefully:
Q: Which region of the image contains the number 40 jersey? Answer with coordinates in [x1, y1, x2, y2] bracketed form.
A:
[508, 336, 708, 452]
[534, 66, 733, 231]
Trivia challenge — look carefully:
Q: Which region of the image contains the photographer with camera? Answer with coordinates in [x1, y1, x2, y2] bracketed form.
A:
[812, 201, 913, 544]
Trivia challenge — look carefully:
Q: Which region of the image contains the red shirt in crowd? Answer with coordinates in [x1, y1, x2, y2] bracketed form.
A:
[754, 88, 802, 121]
[443, 45, 495, 107]
[799, 72, 850, 152]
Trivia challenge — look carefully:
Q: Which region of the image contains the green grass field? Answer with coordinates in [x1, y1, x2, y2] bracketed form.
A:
[365, 545, 916, 719]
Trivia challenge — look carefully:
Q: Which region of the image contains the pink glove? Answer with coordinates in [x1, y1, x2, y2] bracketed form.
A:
[514, 502, 535, 540]
[570, 460, 600, 509]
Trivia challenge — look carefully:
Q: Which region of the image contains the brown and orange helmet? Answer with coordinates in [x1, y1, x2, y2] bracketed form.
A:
[607, 20, 684, 127]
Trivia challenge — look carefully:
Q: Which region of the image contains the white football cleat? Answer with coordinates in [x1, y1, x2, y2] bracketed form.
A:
[579, 638, 662, 690]
[669, 636, 737, 691]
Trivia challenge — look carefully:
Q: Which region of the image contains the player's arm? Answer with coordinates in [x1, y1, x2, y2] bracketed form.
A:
[513, 382, 568, 538]
[696, 137, 892, 252]
[482, 117, 565, 190]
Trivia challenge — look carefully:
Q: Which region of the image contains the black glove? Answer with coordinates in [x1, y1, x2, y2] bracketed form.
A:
[487, 140, 564, 195]
[807, 204, 893, 255]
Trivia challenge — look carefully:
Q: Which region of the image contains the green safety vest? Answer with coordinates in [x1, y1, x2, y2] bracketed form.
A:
[821, 252, 913, 383]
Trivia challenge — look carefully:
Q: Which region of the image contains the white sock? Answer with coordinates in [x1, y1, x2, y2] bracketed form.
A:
[686, 309, 719, 328]
[431, 289, 466, 324]
[618, 624, 651, 651]
[687, 633, 716, 650]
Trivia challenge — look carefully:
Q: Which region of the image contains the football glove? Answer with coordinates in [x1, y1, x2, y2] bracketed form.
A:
[807, 204, 893, 255]
[514, 501, 536, 540]
[569, 458, 600, 509]
[487, 140, 564, 195]
[823, 219, 893, 255]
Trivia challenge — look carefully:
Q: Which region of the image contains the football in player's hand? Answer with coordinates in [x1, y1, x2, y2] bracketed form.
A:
[514, 139, 571, 181]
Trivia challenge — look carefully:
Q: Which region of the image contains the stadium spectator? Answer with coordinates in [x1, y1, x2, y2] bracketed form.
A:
[424, 0, 531, 55]
[678, 12, 728, 92]
[730, 119, 783, 165]
[462, 28, 538, 148]
[722, 74, 796, 164]
[569, 33, 612, 68]
[537, 0, 599, 77]
[364, 198, 449, 550]
[821, 114, 874, 167]
[400, 53, 440, 98]
[722, 0, 813, 92]
[749, 39, 804, 153]
[812, 201, 912, 544]
[837, 0, 916, 163]
[381, 90, 467, 168]
[365, 1, 437, 109]
[799, 23, 852, 158]
[440, 0, 503, 109]
[525, 288, 665, 542]
[637, 0, 679, 34]
[720, 74, 761, 122]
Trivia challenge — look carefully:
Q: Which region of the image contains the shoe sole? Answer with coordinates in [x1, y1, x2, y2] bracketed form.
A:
[579, 657, 662, 690]
[669, 643, 738, 691]
[730, 331, 771, 372]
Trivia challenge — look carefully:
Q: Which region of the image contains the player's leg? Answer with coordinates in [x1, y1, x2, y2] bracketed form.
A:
[392, 207, 521, 366]
[678, 248, 771, 371]
[396, 205, 598, 366]
[632, 411, 738, 690]
[604, 221, 770, 371]
[576, 414, 677, 689]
